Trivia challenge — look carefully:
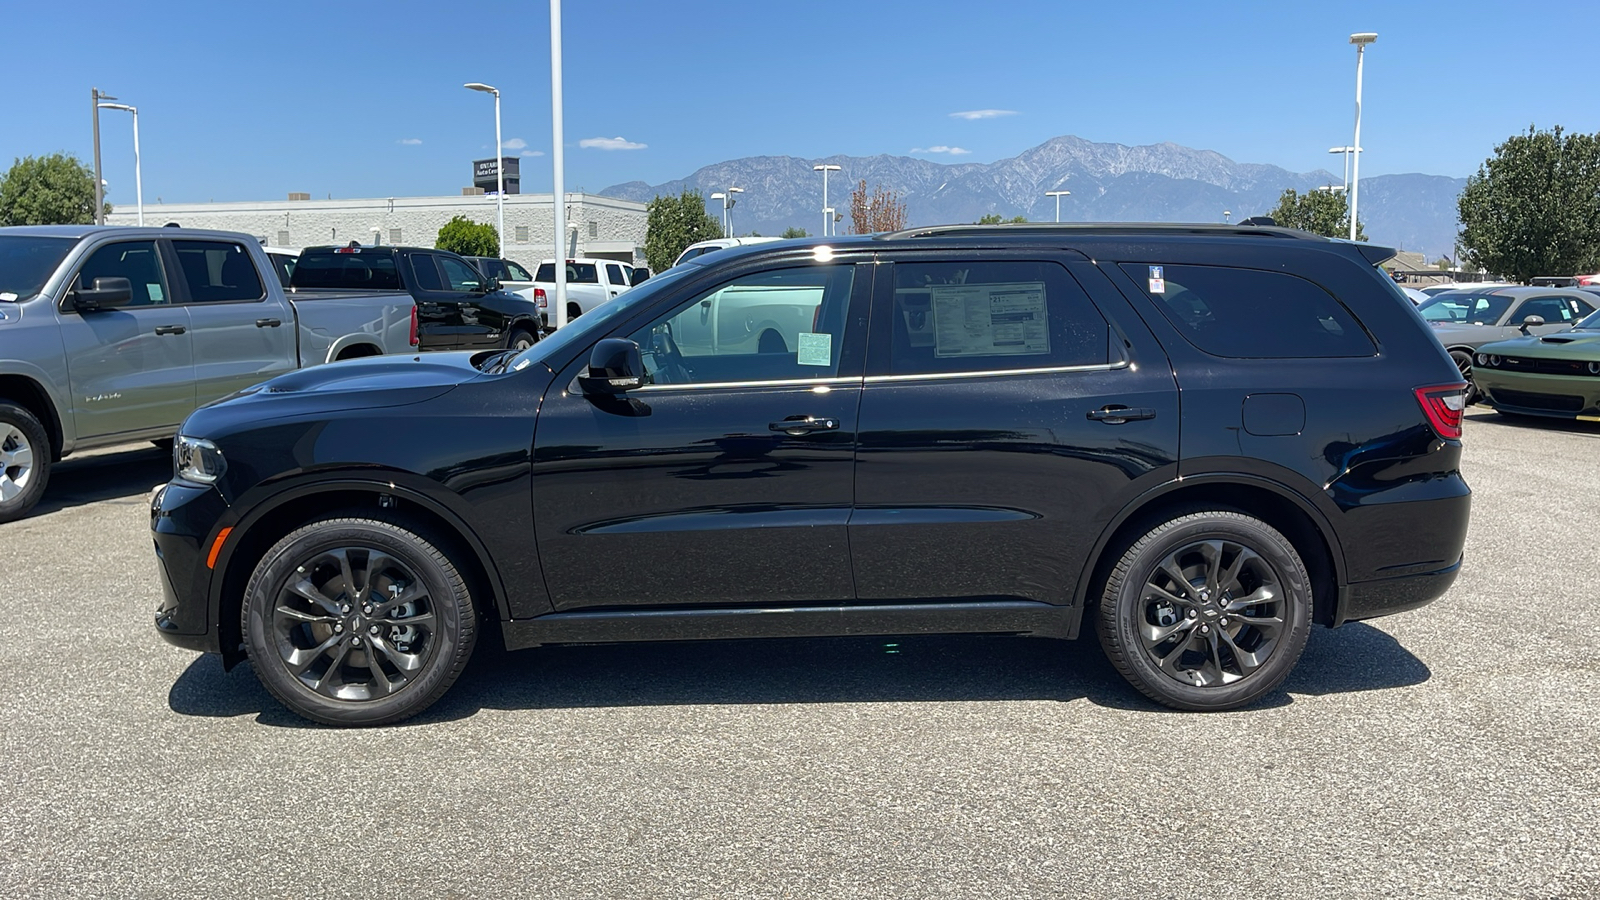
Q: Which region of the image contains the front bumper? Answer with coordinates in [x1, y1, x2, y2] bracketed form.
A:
[1476, 369, 1600, 421]
[151, 479, 230, 653]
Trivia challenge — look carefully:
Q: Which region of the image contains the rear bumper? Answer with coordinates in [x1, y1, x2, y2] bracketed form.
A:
[1335, 555, 1461, 626]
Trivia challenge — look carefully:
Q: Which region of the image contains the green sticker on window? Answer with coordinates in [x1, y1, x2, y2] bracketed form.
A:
[797, 331, 832, 366]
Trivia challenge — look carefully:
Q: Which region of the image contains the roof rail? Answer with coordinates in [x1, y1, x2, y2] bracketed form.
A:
[875, 222, 1329, 242]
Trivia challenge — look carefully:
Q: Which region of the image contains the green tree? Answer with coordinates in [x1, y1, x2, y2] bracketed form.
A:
[434, 215, 499, 257]
[1267, 188, 1365, 240]
[977, 214, 1028, 224]
[781, 226, 809, 239]
[645, 189, 724, 272]
[1458, 125, 1600, 283]
[0, 153, 102, 226]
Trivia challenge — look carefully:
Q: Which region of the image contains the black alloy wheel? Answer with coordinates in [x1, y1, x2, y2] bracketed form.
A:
[1097, 511, 1311, 711]
[1450, 350, 1479, 404]
[242, 517, 476, 726]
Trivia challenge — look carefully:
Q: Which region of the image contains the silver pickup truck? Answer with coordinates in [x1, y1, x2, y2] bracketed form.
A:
[0, 225, 418, 522]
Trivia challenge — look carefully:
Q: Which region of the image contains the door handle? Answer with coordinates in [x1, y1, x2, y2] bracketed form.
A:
[768, 415, 840, 436]
[1087, 405, 1156, 424]
[154, 324, 187, 336]
[255, 317, 283, 328]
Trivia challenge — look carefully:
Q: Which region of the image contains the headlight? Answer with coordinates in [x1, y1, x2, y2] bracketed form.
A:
[1590, 362, 1600, 375]
[174, 435, 226, 483]
[1489, 355, 1502, 367]
[1475, 353, 1488, 366]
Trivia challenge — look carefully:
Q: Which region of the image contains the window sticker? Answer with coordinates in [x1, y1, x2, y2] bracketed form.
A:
[147, 284, 164, 303]
[1148, 265, 1165, 294]
[797, 331, 832, 366]
[931, 282, 1050, 358]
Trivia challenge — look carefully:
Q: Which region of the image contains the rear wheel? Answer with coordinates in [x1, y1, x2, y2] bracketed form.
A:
[1096, 511, 1311, 711]
[0, 402, 50, 524]
[242, 516, 477, 726]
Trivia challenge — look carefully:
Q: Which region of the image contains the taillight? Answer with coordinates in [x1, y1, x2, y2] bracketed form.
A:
[408, 305, 419, 347]
[1414, 383, 1467, 440]
[534, 287, 548, 309]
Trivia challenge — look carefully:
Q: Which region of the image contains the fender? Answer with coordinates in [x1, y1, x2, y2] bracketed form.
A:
[0, 362, 71, 458]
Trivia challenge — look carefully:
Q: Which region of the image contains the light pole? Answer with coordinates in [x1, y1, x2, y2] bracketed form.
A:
[90, 88, 116, 225]
[813, 164, 840, 236]
[1045, 190, 1071, 223]
[463, 82, 505, 259]
[549, 0, 569, 329]
[1348, 32, 1377, 241]
[710, 193, 725, 236]
[1328, 145, 1357, 194]
[96, 101, 141, 226]
[1224, 210, 1232, 224]
[712, 188, 743, 237]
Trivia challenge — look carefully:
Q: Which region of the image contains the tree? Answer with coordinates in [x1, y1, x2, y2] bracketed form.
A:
[1458, 125, 1600, 283]
[849, 180, 907, 234]
[977, 214, 1027, 225]
[0, 153, 102, 226]
[780, 226, 809, 239]
[434, 215, 499, 257]
[645, 189, 723, 272]
[1266, 188, 1365, 240]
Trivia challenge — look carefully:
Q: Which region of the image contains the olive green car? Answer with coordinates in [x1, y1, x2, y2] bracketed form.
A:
[1474, 309, 1600, 421]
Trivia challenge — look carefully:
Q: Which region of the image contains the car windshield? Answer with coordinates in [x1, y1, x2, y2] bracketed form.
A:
[1572, 308, 1600, 330]
[502, 265, 696, 372]
[0, 236, 77, 300]
[1417, 292, 1512, 325]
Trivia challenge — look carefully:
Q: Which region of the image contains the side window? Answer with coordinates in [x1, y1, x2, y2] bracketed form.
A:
[73, 240, 169, 307]
[606, 263, 627, 286]
[439, 256, 484, 291]
[477, 258, 506, 280]
[1519, 296, 1577, 323]
[1120, 263, 1375, 359]
[505, 260, 533, 281]
[888, 260, 1109, 376]
[171, 240, 265, 303]
[409, 254, 444, 292]
[628, 264, 856, 386]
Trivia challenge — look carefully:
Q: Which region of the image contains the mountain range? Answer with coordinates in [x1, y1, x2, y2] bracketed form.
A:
[602, 135, 1467, 260]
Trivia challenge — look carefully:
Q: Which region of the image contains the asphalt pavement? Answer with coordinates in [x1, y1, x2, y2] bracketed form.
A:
[1, 411, 1596, 899]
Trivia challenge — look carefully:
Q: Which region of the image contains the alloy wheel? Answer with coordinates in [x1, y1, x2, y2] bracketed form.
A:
[0, 424, 35, 503]
[1137, 539, 1286, 688]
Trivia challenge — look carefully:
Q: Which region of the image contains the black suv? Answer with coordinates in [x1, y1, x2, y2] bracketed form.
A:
[151, 225, 1471, 725]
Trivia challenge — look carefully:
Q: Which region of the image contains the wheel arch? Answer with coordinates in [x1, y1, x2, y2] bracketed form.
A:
[0, 373, 65, 462]
[1075, 474, 1347, 628]
[329, 340, 383, 363]
[209, 477, 509, 667]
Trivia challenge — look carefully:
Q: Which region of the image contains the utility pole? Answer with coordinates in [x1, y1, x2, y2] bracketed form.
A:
[91, 88, 115, 225]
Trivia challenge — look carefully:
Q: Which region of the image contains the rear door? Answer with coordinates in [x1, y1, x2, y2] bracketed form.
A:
[604, 262, 629, 300]
[170, 239, 296, 402]
[437, 254, 505, 349]
[849, 251, 1180, 607]
[406, 252, 461, 350]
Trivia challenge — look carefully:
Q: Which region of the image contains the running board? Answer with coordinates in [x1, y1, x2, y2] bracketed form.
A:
[501, 600, 1078, 651]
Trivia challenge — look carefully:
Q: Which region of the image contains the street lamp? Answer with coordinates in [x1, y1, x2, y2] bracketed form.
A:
[813, 164, 841, 236]
[90, 89, 116, 225]
[463, 82, 505, 259]
[97, 101, 142, 227]
[1045, 190, 1071, 223]
[710, 193, 725, 236]
[712, 188, 743, 237]
[1348, 32, 1377, 241]
[1224, 210, 1232, 224]
[1328, 145, 1359, 194]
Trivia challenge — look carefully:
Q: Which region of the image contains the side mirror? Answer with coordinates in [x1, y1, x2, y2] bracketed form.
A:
[577, 338, 645, 395]
[1519, 314, 1546, 334]
[483, 277, 502, 293]
[71, 276, 134, 312]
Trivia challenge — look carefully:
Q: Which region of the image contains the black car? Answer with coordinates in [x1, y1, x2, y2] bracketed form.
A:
[151, 225, 1472, 726]
[292, 245, 542, 352]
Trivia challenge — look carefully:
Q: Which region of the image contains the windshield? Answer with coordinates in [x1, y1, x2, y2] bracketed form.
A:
[1574, 307, 1600, 330]
[0, 236, 76, 300]
[1418, 292, 1512, 325]
[505, 265, 696, 372]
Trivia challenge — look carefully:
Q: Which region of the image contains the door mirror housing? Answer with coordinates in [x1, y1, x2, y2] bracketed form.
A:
[1520, 314, 1546, 334]
[482, 277, 502, 293]
[71, 276, 135, 312]
[578, 338, 645, 395]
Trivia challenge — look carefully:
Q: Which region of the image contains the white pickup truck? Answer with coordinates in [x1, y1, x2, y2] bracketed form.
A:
[532, 257, 639, 324]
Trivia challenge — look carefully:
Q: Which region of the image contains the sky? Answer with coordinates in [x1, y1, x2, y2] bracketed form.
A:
[2, 0, 1596, 209]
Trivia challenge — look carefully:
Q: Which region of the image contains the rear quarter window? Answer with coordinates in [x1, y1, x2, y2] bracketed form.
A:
[1120, 263, 1375, 359]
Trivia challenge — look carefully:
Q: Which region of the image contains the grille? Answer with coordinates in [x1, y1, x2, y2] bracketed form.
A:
[1497, 356, 1597, 376]
[1489, 388, 1584, 412]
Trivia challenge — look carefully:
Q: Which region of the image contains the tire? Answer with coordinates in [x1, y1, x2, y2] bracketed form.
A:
[1095, 510, 1312, 711]
[241, 516, 477, 726]
[1449, 350, 1479, 404]
[505, 327, 537, 352]
[0, 401, 51, 524]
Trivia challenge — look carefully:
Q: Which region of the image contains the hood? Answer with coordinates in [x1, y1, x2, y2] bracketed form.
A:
[1477, 330, 1600, 359]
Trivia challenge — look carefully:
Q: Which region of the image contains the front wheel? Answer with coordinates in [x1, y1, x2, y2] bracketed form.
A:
[242, 517, 477, 726]
[1096, 511, 1312, 711]
[505, 327, 536, 352]
[1449, 350, 1479, 404]
[0, 401, 50, 524]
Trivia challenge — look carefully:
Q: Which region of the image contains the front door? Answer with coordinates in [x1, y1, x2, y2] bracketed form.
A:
[437, 254, 504, 349]
[849, 254, 1181, 607]
[531, 260, 872, 611]
[57, 239, 196, 440]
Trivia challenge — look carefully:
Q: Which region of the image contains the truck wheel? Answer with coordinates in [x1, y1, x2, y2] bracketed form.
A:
[1095, 510, 1311, 711]
[0, 402, 50, 524]
[241, 516, 478, 726]
[506, 327, 536, 351]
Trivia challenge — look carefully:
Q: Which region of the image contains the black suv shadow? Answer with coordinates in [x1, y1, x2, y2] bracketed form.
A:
[20, 444, 171, 519]
[167, 622, 1429, 728]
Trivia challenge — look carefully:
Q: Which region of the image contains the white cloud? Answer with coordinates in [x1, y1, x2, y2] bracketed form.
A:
[580, 136, 648, 151]
[912, 145, 972, 156]
[949, 109, 1017, 120]
[397, 138, 422, 145]
[520, 149, 544, 157]
[501, 137, 528, 150]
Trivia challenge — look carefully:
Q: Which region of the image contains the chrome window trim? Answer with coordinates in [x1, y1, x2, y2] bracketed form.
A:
[864, 361, 1129, 384]
[633, 376, 863, 393]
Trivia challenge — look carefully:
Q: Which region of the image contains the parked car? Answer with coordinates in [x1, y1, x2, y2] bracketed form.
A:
[1420, 281, 1513, 297]
[1417, 287, 1597, 397]
[0, 225, 417, 522]
[292, 245, 542, 352]
[531, 257, 637, 324]
[1473, 307, 1600, 421]
[151, 224, 1471, 726]
[672, 236, 782, 268]
[1400, 286, 1430, 305]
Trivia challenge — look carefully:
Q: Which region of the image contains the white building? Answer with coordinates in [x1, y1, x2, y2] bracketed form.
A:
[106, 191, 648, 265]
